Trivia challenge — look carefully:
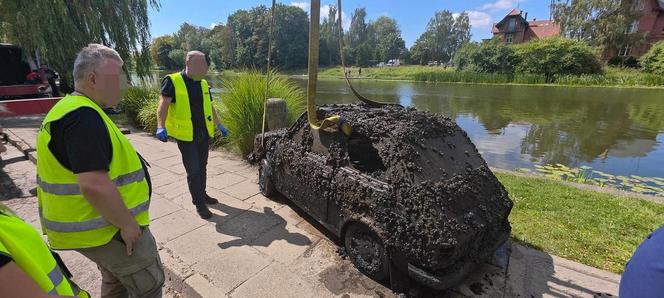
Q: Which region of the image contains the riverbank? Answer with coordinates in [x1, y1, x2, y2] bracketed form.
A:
[227, 65, 664, 89]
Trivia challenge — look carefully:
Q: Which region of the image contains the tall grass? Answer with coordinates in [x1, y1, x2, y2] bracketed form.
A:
[220, 70, 306, 156]
[413, 70, 547, 84]
[412, 66, 664, 87]
[120, 86, 160, 126]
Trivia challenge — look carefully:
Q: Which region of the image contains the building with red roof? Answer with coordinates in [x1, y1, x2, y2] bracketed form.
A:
[491, 9, 560, 45]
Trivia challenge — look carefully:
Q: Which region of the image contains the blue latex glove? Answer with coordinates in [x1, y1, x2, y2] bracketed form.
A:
[217, 124, 229, 137]
[156, 128, 168, 142]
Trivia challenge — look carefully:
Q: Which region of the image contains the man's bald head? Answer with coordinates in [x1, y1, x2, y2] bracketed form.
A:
[184, 51, 208, 81]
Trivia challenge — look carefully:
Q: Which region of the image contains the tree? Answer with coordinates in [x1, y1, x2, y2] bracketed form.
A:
[552, 0, 644, 51]
[272, 4, 309, 69]
[0, 0, 159, 89]
[410, 10, 472, 64]
[514, 37, 602, 82]
[454, 39, 519, 74]
[168, 49, 186, 70]
[174, 23, 210, 52]
[453, 13, 472, 56]
[409, 35, 431, 65]
[348, 8, 368, 48]
[227, 4, 308, 70]
[320, 5, 341, 66]
[371, 16, 407, 62]
[640, 41, 664, 75]
[150, 36, 175, 69]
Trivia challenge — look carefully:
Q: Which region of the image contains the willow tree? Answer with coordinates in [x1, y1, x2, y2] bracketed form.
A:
[0, 0, 159, 89]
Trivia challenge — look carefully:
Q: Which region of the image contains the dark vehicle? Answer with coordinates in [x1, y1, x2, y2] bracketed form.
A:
[254, 104, 513, 290]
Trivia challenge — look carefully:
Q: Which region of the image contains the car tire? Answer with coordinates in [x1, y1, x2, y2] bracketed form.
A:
[259, 159, 276, 197]
[344, 222, 390, 281]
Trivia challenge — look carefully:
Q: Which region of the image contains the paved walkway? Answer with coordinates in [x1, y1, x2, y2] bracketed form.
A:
[1, 115, 622, 297]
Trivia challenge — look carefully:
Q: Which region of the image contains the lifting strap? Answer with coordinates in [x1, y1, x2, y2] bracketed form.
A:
[336, 0, 392, 108]
[260, 0, 277, 148]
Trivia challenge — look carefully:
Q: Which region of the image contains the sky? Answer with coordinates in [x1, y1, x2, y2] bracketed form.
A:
[148, 0, 554, 48]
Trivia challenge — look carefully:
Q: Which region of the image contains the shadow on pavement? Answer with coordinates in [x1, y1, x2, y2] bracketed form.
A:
[207, 202, 312, 249]
[0, 160, 28, 201]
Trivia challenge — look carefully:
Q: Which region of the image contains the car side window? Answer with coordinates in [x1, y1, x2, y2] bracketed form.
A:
[347, 132, 386, 174]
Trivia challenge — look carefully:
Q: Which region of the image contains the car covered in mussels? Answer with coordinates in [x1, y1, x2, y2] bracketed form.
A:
[252, 104, 513, 290]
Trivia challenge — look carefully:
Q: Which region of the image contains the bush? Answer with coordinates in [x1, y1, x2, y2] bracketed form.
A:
[640, 40, 664, 76]
[514, 37, 602, 82]
[220, 70, 305, 156]
[454, 39, 519, 74]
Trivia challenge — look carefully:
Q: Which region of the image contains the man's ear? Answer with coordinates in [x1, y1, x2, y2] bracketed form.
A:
[86, 71, 96, 87]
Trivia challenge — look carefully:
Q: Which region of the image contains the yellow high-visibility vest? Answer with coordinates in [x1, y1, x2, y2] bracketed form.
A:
[36, 95, 150, 249]
[165, 72, 214, 141]
[0, 204, 89, 297]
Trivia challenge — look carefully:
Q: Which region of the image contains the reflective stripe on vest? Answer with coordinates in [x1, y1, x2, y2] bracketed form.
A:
[40, 200, 150, 233]
[164, 72, 215, 141]
[37, 168, 145, 196]
[36, 95, 150, 249]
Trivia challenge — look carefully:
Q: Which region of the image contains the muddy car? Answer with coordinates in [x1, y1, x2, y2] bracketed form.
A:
[253, 104, 513, 290]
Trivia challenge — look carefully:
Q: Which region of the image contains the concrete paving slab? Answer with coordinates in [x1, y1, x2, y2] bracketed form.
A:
[150, 197, 183, 220]
[221, 179, 261, 200]
[195, 246, 273, 295]
[154, 183, 191, 199]
[505, 244, 620, 297]
[167, 163, 187, 175]
[183, 274, 227, 298]
[151, 209, 208, 244]
[250, 220, 320, 265]
[212, 206, 286, 247]
[245, 194, 286, 212]
[207, 172, 246, 190]
[230, 263, 330, 298]
[154, 155, 185, 168]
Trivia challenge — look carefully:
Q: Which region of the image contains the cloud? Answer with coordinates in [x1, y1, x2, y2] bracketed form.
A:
[209, 23, 218, 29]
[480, 0, 523, 12]
[290, 1, 310, 11]
[467, 10, 493, 28]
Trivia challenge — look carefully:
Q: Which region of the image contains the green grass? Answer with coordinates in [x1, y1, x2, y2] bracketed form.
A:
[280, 65, 664, 88]
[497, 172, 664, 273]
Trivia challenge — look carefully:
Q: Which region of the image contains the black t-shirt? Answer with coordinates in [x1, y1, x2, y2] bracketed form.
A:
[48, 107, 151, 194]
[160, 71, 213, 135]
[0, 253, 10, 268]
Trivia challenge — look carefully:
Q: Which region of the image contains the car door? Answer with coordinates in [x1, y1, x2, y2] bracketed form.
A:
[277, 122, 333, 222]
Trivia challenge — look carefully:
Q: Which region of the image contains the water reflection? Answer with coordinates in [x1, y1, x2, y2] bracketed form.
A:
[306, 79, 664, 178]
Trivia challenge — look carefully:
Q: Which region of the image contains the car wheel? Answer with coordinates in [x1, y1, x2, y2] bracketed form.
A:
[344, 222, 390, 281]
[259, 159, 276, 197]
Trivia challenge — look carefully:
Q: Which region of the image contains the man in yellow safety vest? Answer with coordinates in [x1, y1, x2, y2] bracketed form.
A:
[36, 44, 164, 297]
[155, 50, 228, 219]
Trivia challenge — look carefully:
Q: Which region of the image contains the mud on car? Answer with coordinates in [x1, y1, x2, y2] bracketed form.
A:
[252, 104, 513, 290]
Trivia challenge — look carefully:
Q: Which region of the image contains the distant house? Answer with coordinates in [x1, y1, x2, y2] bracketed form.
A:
[605, 0, 664, 59]
[491, 9, 560, 45]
